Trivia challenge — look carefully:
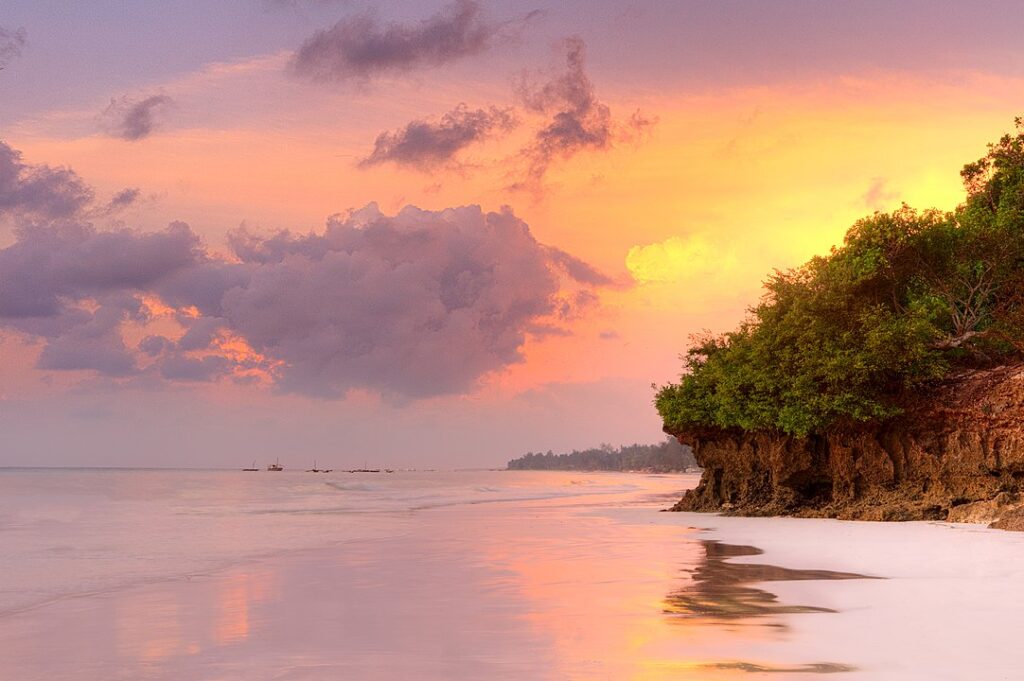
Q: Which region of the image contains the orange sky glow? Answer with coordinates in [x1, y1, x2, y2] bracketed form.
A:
[2, 1, 1023, 466]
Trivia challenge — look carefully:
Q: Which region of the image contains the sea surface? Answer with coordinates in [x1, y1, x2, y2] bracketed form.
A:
[2, 468, 1022, 680]
[0, 468, 664, 616]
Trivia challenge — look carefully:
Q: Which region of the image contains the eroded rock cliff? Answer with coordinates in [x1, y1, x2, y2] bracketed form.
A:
[668, 364, 1024, 526]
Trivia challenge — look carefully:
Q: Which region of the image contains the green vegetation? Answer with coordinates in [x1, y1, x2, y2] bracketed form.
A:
[507, 438, 696, 472]
[657, 118, 1024, 437]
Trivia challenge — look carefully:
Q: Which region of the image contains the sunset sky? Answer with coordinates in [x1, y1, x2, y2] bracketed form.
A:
[2, 0, 1023, 467]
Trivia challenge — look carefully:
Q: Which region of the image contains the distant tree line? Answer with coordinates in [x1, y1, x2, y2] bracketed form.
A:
[507, 437, 697, 472]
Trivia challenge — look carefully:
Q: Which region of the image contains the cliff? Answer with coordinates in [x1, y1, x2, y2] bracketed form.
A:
[667, 364, 1024, 527]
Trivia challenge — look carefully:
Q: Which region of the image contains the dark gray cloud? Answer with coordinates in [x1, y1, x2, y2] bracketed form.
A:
[360, 104, 516, 169]
[515, 37, 611, 183]
[514, 37, 652, 185]
[0, 26, 26, 69]
[175, 316, 225, 351]
[155, 257, 250, 317]
[0, 142, 94, 220]
[291, 0, 512, 82]
[159, 354, 233, 382]
[0, 144, 211, 378]
[103, 94, 173, 141]
[353, 34, 651, 180]
[0, 221, 204, 319]
[139, 334, 173, 356]
[0, 142, 234, 382]
[35, 295, 142, 376]
[543, 246, 613, 286]
[0, 141, 610, 399]
[216, 203, 605, 398]
[105, 187, 142, 212]
[0, 220, 242, 381]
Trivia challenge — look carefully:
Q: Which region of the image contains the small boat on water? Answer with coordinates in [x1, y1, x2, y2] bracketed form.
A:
[267, 459, 283, 471]
[242, 460, 259, 471]
[306, 460, 332, 473]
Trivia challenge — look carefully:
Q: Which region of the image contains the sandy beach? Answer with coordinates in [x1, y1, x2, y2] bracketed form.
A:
[1, 470, 1022, 680]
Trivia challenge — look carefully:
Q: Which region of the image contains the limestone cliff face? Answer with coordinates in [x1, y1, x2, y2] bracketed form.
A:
[668, 364, 1024, 525]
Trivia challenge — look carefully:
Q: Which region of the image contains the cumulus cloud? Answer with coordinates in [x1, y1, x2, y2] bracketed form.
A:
[0, 221, 204, 319]
[361, 104, 516, 169]
[35, 295, 142, 376]
[0, 141, 94, 220]
[139, 334, 173, 356]
[0, 26, 26, 69]
[0, 143, 609, 399]
[102, 94, 173, 141]
[216, 203, 604, 398]
[291, 0, 521, 83]
[514, 37, 653, 186]
[0, 157, 216, 380]
[159, 354, 233, 382]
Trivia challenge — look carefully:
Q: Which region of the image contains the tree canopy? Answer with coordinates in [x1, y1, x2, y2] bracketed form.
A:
[657, 118, 1024, 437]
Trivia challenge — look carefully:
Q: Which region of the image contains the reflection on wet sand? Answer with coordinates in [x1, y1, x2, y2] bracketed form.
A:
[664, 541, 875, 623]
[211, 568, 276, 647]
[109, 567, 276, 671]
[660, 540, 877, 675]
[115, 591, 187, 664]
[707, 661, 856, 674]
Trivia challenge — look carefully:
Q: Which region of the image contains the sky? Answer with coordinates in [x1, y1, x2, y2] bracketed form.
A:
[1, 0, 1023, 468]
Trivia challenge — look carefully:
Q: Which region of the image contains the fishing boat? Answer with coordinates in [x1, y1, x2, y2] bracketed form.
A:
[242, 460, 258, 471]
[267, 459, 283, 471]
[306, 460, 333, 473]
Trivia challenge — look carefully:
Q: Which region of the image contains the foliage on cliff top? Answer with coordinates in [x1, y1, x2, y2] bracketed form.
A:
[657, 118, 1024, 437]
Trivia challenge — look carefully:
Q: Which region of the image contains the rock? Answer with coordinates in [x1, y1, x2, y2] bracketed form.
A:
[946, 493, 1019, 524]
[667, 364, 1024, 526]
[990, 506, 1024, 531]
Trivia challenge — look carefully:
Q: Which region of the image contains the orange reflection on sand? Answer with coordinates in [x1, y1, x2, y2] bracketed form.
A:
[115, 591, 193, 664]
[479, 508, 793, 681]
[112, 565, 275, 666]
[482, 518, 685, 679]
[213, 569, 274, 645]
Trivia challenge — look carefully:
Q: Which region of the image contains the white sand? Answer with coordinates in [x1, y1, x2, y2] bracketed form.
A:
[654, 512, 1024, 680]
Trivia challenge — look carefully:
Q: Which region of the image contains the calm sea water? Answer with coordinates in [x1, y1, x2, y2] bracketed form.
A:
[0, 469, 883, 680]
[0, 469, 678, 615]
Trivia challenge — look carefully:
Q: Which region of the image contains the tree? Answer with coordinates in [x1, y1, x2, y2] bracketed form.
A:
[657, 118, 1024, 437]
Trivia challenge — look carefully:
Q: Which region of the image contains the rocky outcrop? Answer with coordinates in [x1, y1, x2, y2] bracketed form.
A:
[667, 364, 1024, 528]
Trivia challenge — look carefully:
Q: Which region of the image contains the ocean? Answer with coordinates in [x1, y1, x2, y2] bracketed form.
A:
[2, 468, 1023, 680]
[0, 468, 678, 616]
